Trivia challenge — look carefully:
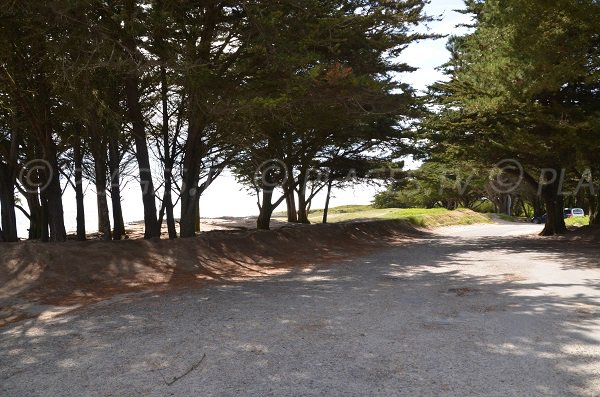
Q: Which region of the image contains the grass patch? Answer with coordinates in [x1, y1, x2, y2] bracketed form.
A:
[493, 213, 517, 222]
[565, 216, 590, 227]
[486, 213, 530, 223]
[307, 206, 491, 228]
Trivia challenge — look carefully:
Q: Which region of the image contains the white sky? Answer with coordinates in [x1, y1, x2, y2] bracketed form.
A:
[15, 0, 472, 236]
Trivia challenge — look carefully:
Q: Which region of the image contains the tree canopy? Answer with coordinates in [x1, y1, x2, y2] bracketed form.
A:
[0, 0, 431, 241]
[425, 0, 600, 235]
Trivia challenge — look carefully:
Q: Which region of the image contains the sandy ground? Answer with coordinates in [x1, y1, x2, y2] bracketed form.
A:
[0, 220, 421, 325]
[113, 216, 293, 240]
[1, 223, 600, 396]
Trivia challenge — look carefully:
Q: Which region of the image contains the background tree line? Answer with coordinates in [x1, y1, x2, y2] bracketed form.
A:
[0, 0, 431, 242]
[410, 0, 599, 236]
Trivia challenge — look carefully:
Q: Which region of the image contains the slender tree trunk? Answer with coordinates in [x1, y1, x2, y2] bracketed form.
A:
[194, 196, 201, 234]
[178, 4, 224, 237]
[165, 181, 177, 239]
[285, 190, 298, 223]
[39, 183, 49, 242]
[589, 191, 600, 225]
[297, 193, 310, 223]
[35, 86, 66, 242]
[284, 168, 298, 223]
[158, 185, 177, 239]
[43, 147, 66, 242]
[180, 173, 199, 237]
[34, 71, 66, 242]
[179, 124, 202, 238]
[296, 171, 310, 224]
[322, 179, 333, 224]
[158, 186, 177, 239]
[23, 190, 43, 240]
[0, 127, 19, 242]
[73, 137, 86, 241]
[122, 0, 160, 239]
[160, 65, 177, 239]
[0, 165, 18, 242]
[124, 76, 160, 239]
[586, 164, 600, 225]
[108, 140, 125, 240]
[95, 159, 112, 240]
[520, 198, 529, 218]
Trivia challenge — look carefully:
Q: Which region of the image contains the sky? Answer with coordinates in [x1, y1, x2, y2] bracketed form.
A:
[15, 0, 473, 236]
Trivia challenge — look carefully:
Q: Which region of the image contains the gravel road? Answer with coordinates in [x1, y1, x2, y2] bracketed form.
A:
[1, 224, 599, 396]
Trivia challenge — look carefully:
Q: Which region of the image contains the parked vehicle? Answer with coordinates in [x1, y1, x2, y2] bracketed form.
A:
[564, 208, 585, 218]
[531, 214, 547, 224]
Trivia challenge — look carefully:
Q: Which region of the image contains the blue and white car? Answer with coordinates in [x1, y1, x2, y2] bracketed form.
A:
[564, 208, 585, 218]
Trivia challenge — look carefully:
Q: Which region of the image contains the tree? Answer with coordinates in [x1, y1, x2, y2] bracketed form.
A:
[0, 2, 68, 241]
[231, 0, 431, 230]
[426, 0, 600, 235]
[0, 0, 436, 242]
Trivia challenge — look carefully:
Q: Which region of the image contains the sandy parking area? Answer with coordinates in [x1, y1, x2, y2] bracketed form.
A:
[1, 223, 599, 396]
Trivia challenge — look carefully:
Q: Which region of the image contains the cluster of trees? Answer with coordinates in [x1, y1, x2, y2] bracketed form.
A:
[422, 0, 600, 235]
[3, 0, 595, 242]
[0, 1, 432, 242]
[373, 160, 545, 217]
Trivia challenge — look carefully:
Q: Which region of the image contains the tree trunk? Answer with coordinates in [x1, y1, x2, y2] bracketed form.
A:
[34, 70, 65, 242]
[257, 189, 274, 230]
[589, 191, 600, 225]
[39, 183, 49, 242]
[121, 0, 160, 239]
[158, 186, 177, 239]
[178, 5, 223, 237]
[180, 174, 199, 238]
[23, 190, 43, 240]
[108, 140, 125, 240]
[95, 159, 112, 240]
[0, 127, 19, 242]
[43, 148, 66, 242]
[322, 179, 333, 224]
[505, 194, 512, 216]
[296, 172, 310, 224]
[165, 183, 177, 239]
[532, 196, 544, 217]
[179, 125, 202, 238]
[297, 193, 310, 223]
[285, 189, 298, 223]
[179, 112, 204, 238]
[0, 165, 18, 242]
[540, 177, 567, 236]
[160, 65, 177, 239]
[124, 76, 160, 239]
[520, 198, 529, 218]
[284, 168, 298, 223]
[194, 196, 201, 234]
[73, 138, 86, 241]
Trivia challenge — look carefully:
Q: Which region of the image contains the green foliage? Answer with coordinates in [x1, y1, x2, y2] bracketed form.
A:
[373, 160, 488, 210]
[470, 199, 496, 214]
[229, 0, 433, 226]
[0, 0, 437, 239]
[428, 0, 600, 167]
[424, 0, 600, 234]
[565, 216, 590, 227]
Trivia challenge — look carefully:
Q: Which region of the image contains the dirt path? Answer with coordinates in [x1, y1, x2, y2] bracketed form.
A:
[1, 224, 599, 396]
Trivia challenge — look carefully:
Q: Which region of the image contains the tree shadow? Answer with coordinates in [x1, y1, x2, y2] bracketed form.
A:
[1, 225, 599, 395]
